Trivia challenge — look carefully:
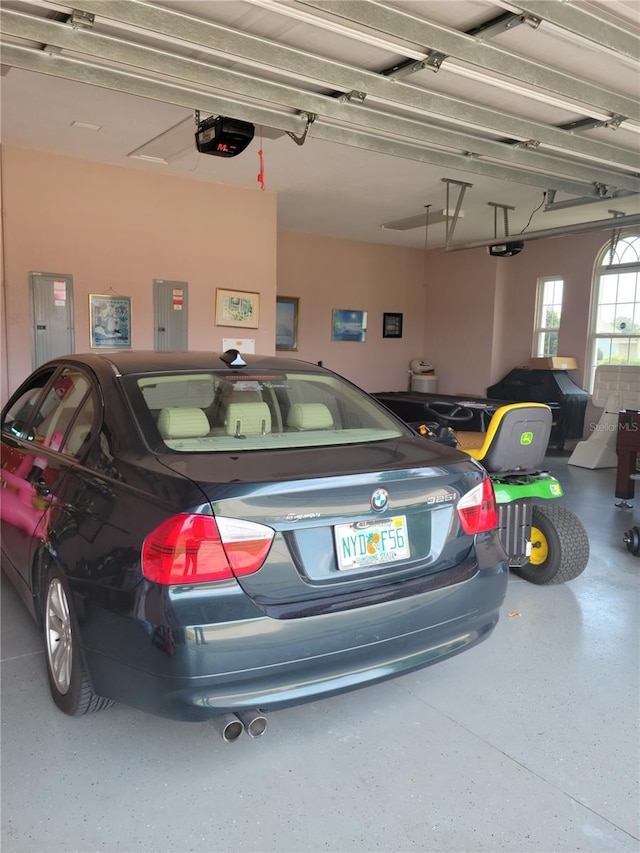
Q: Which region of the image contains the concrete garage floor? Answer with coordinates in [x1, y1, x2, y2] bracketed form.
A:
[1, 458, 638, 853]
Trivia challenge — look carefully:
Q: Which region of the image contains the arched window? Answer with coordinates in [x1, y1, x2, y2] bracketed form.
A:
[589, 234, 640, 390]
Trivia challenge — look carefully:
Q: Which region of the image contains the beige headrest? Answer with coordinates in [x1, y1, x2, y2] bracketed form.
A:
[287, 403, 333, 430]
[158, 407, 209, 439]
[225, 402, 272, 436]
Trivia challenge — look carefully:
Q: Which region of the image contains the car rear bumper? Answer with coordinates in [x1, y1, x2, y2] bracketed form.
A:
[85, 541, 507, 721]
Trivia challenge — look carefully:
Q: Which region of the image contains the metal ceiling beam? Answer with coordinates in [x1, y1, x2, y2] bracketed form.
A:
[381, 12, 526, 80]
[299, 0, 639, 122]
[0, 43, 306, 133]
[69, 0, 639, 171]
[449, 213, 640, 252]
[503, 1, 640, 61]
[2, 42, 625, 200]
[304, 123, 619, 198]
[3, 10, 638, 192]
[544, 189, 637, 213]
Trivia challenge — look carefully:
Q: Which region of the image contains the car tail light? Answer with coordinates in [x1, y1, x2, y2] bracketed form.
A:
[456, 478, 498, 535]
[142, 514, 274, 585]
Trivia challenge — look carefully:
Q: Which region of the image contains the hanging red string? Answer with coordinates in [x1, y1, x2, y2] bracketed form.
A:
[257, 127, 266, 191]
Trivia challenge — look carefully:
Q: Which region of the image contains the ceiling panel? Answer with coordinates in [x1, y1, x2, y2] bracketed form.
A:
[1, 0, 638, 249]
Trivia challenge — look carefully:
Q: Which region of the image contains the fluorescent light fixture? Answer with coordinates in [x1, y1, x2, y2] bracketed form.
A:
[245, 0, 425, 59]
[450, 212, 640, 252]
[128, 118, 193, 163]
[382, 209, 465, 230]
[444, 62, 612, 122]
[128, 154, 169, 164]
[70, 120, 102, 131]
[248, 0, 622, 122]
[363, 93, 532, 141]
[618, 121, 640, 136]
[491, 0, 640, 67]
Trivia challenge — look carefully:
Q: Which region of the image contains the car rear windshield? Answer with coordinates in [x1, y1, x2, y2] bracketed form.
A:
[125, 370, 405, 452]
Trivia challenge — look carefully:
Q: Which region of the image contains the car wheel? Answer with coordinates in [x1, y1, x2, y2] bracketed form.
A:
[43, 568, 114, 715]
[514, 505, 589, 585]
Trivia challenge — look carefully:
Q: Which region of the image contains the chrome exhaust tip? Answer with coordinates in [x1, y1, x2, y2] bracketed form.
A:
[210, 713, 244, 743]
[234, 710, 268, 738]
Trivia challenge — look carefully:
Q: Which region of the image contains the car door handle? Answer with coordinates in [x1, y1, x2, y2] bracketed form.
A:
[35, 479, 51, 497]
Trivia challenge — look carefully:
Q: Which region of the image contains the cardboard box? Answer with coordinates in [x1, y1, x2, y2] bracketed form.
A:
[528, 357, 578, 370]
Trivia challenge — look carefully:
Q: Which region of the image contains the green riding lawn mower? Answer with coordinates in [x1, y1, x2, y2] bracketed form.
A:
[412, 401, 590, 585]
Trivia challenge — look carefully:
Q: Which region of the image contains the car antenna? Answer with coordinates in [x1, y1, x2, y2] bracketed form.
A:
[221, 349, 247, 367]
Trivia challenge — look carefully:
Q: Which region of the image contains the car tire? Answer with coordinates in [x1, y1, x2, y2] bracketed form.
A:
[514, 504, 589, 585]
[43, 567, 114, 715]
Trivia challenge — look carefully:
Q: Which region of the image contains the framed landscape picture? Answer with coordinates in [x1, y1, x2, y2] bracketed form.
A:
[215, 288, 260, 329]
[332, 309, 367, 342]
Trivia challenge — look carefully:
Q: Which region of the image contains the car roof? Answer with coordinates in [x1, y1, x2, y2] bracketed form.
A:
[50, 351, 323, 376]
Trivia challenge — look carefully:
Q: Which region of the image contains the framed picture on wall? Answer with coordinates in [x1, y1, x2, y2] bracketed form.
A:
[215, 288, 260, 329]
[89, 293, 132, 348]
[383, 312, 403, 339]
[332, 309, 367, 342]
[276, 296, 299, 351]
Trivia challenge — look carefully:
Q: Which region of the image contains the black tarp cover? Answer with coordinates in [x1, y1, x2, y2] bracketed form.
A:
[487, 369, 588, 442]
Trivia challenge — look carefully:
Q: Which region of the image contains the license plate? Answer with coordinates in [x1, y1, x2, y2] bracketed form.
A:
[335, 516, 409, 571]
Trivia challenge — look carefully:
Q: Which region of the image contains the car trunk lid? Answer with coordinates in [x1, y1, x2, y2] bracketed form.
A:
[159, 438, 485, 610]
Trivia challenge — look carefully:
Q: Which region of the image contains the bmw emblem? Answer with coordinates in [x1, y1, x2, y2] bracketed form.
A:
[371, 488, 389, 512]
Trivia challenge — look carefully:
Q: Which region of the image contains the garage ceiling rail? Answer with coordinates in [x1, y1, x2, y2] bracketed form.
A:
[1, 0, 639, 209]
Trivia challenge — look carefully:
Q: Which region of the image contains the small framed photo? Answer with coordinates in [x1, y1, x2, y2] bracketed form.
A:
[332, 309, 367, 342]
[276, 296, 299, 351]
[383, 312, 403, 339]
[215, 288, 260, 329]
[89, 294, 132, 348]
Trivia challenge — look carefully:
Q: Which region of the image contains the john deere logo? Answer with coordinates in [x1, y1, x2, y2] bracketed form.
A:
[520, 431, 534, 445]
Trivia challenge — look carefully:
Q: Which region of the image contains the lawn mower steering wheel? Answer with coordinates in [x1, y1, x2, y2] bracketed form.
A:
[423, 401, 475, 424]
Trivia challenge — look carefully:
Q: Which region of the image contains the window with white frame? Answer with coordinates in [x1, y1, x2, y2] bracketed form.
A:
[589, 235, 640, 390]
[534, 277, 564, 357]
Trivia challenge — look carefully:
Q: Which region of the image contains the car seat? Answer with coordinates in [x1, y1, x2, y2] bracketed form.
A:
[287, 403, 333, 430]
[224, 402, 272, 436]
[158, 407, 210, 439]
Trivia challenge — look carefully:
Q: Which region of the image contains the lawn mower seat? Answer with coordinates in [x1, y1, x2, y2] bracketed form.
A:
[463, 403, 552, 474]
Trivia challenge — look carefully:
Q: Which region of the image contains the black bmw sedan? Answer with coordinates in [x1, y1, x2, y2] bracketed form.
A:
[1, 351, 507, 727]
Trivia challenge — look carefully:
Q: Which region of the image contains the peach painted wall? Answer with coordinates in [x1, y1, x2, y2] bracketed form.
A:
[1, 144, 630, 407]
[422, 246, 499, 396]
[421, 231, 625, 397]
[277, 231, 425, 392]
[1, 145, 277, 400]
[490, 257, 511, 386]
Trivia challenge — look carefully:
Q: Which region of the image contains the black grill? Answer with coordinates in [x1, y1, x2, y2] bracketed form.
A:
[487, 369, 587, 445]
